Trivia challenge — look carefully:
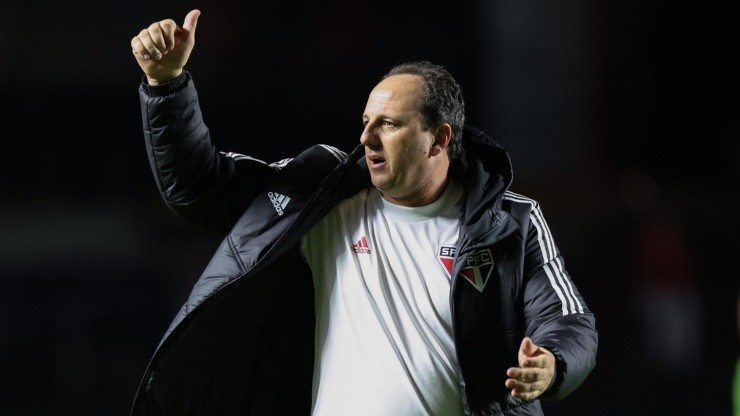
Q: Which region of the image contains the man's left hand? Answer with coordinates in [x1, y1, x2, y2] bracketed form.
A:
[504, 337, 555, 401]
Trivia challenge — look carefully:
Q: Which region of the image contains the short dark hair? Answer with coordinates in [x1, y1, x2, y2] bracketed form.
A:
[383, 61, 465, 160]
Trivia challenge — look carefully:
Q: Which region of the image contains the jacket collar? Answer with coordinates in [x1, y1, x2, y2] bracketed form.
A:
[450, 124, 515, 241]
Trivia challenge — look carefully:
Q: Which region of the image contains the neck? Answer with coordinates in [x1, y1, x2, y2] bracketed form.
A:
[381, 176, 449, 207]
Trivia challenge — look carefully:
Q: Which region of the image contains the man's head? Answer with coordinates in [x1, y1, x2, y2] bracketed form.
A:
[383, 61, 465, 161]
[360, 61, 465, 207]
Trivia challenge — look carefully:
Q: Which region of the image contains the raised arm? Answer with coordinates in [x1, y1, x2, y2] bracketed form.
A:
[132, 10, 280, 233]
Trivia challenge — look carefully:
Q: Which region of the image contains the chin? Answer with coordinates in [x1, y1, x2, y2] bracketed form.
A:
[369, 176, 388, 191]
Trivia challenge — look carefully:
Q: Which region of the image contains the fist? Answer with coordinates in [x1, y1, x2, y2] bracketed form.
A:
[131, 9, 200, 85]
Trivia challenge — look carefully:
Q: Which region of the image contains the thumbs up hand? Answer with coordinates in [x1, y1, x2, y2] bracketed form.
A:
[504, 337, 556, 401]
[131, 9, 201, 85]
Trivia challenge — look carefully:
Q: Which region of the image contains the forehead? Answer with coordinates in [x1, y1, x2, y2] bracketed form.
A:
[365, 74, 424, 115]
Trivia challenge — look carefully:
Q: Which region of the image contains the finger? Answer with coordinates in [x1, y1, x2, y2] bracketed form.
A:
[506, 377, 543, 393]
[507, 367, 546, 383]
[505, 377, 548, 400]
[157, 19, 178, 51]
[182, 9, 201, 34]
[131, 34, 155, 61]
[520, 337, 538, 357]
[130, 36, 149, 60]
[510, 387, 544, 401]
[521, 355, 547, 368]
[136, 28, 161, 60]
[505, 378, 535, 392]
[146, 22, 169, 60]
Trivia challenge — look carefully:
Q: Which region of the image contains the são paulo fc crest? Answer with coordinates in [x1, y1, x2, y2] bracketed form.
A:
[438, 246, 494, 292]
[459, 248, 495, 292]
[437, 245, 456, 278]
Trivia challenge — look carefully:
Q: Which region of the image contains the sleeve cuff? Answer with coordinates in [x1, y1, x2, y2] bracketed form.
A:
[539, 345, 566, 399]
[140, 71, 190, 96]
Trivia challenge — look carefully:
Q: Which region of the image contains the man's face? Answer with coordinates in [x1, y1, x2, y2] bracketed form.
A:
[361, 74, 449, 206]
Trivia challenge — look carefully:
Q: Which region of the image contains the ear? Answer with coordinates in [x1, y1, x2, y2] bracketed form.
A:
[430, 123, 452, 157]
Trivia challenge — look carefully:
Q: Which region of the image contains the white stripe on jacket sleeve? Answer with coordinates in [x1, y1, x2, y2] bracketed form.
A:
[504, 191, 584, 315]
[220, 152, 294, 170]
[319, 144, 348, 162]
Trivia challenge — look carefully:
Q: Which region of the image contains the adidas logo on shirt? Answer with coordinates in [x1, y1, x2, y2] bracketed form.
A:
[268, 192, 291, 216]
[352, 236, 371, 254]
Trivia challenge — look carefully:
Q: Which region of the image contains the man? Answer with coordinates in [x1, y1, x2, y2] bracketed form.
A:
[130, 9, 597, 416]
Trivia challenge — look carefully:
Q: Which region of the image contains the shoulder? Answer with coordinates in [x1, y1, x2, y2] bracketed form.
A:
[225, 144, 348, 176]
[298, 144, 348, 165]
[502, 190, 541, 217]
[264, 144, 349, 177]
[499, 190, 551, 235]
[306, 189, 372, 240]
[332, 188, 373, 215]
[502, 190, 538, 206]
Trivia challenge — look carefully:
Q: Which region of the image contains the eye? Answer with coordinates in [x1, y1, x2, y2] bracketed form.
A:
[382, 120, 397, 128]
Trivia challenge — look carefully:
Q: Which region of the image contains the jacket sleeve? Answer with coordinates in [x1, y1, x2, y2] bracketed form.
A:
[140, 72, 284, 234]
[519, 201, 598, 400]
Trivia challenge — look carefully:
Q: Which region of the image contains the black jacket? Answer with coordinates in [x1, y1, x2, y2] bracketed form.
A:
[132, 72, 597, 416]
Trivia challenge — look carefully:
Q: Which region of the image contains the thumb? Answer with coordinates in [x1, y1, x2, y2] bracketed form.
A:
[182, 9, 201, 34]
[520, 337, 539, 358]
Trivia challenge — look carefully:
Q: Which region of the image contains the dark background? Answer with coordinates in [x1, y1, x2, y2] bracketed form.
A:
[1, 1, 737, 415]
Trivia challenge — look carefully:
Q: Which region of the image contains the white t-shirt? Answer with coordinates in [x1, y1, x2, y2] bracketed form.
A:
[301, 181, 465, 416]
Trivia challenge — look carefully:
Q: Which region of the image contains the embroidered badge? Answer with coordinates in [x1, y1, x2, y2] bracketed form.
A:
[438, 245, 456, 278]
[459, 248, 494, 292]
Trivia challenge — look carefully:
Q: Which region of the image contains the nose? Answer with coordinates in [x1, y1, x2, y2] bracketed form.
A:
[360, 124, 380, 149]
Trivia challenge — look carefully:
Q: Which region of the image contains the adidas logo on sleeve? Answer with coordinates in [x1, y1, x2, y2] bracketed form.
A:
[268, 192, 291, 216]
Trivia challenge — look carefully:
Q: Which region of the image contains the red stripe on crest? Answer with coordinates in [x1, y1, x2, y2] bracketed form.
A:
[460, 268, 477, 286]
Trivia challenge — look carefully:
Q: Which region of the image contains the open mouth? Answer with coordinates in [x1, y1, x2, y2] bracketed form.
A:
[368, 155, 386, 168]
